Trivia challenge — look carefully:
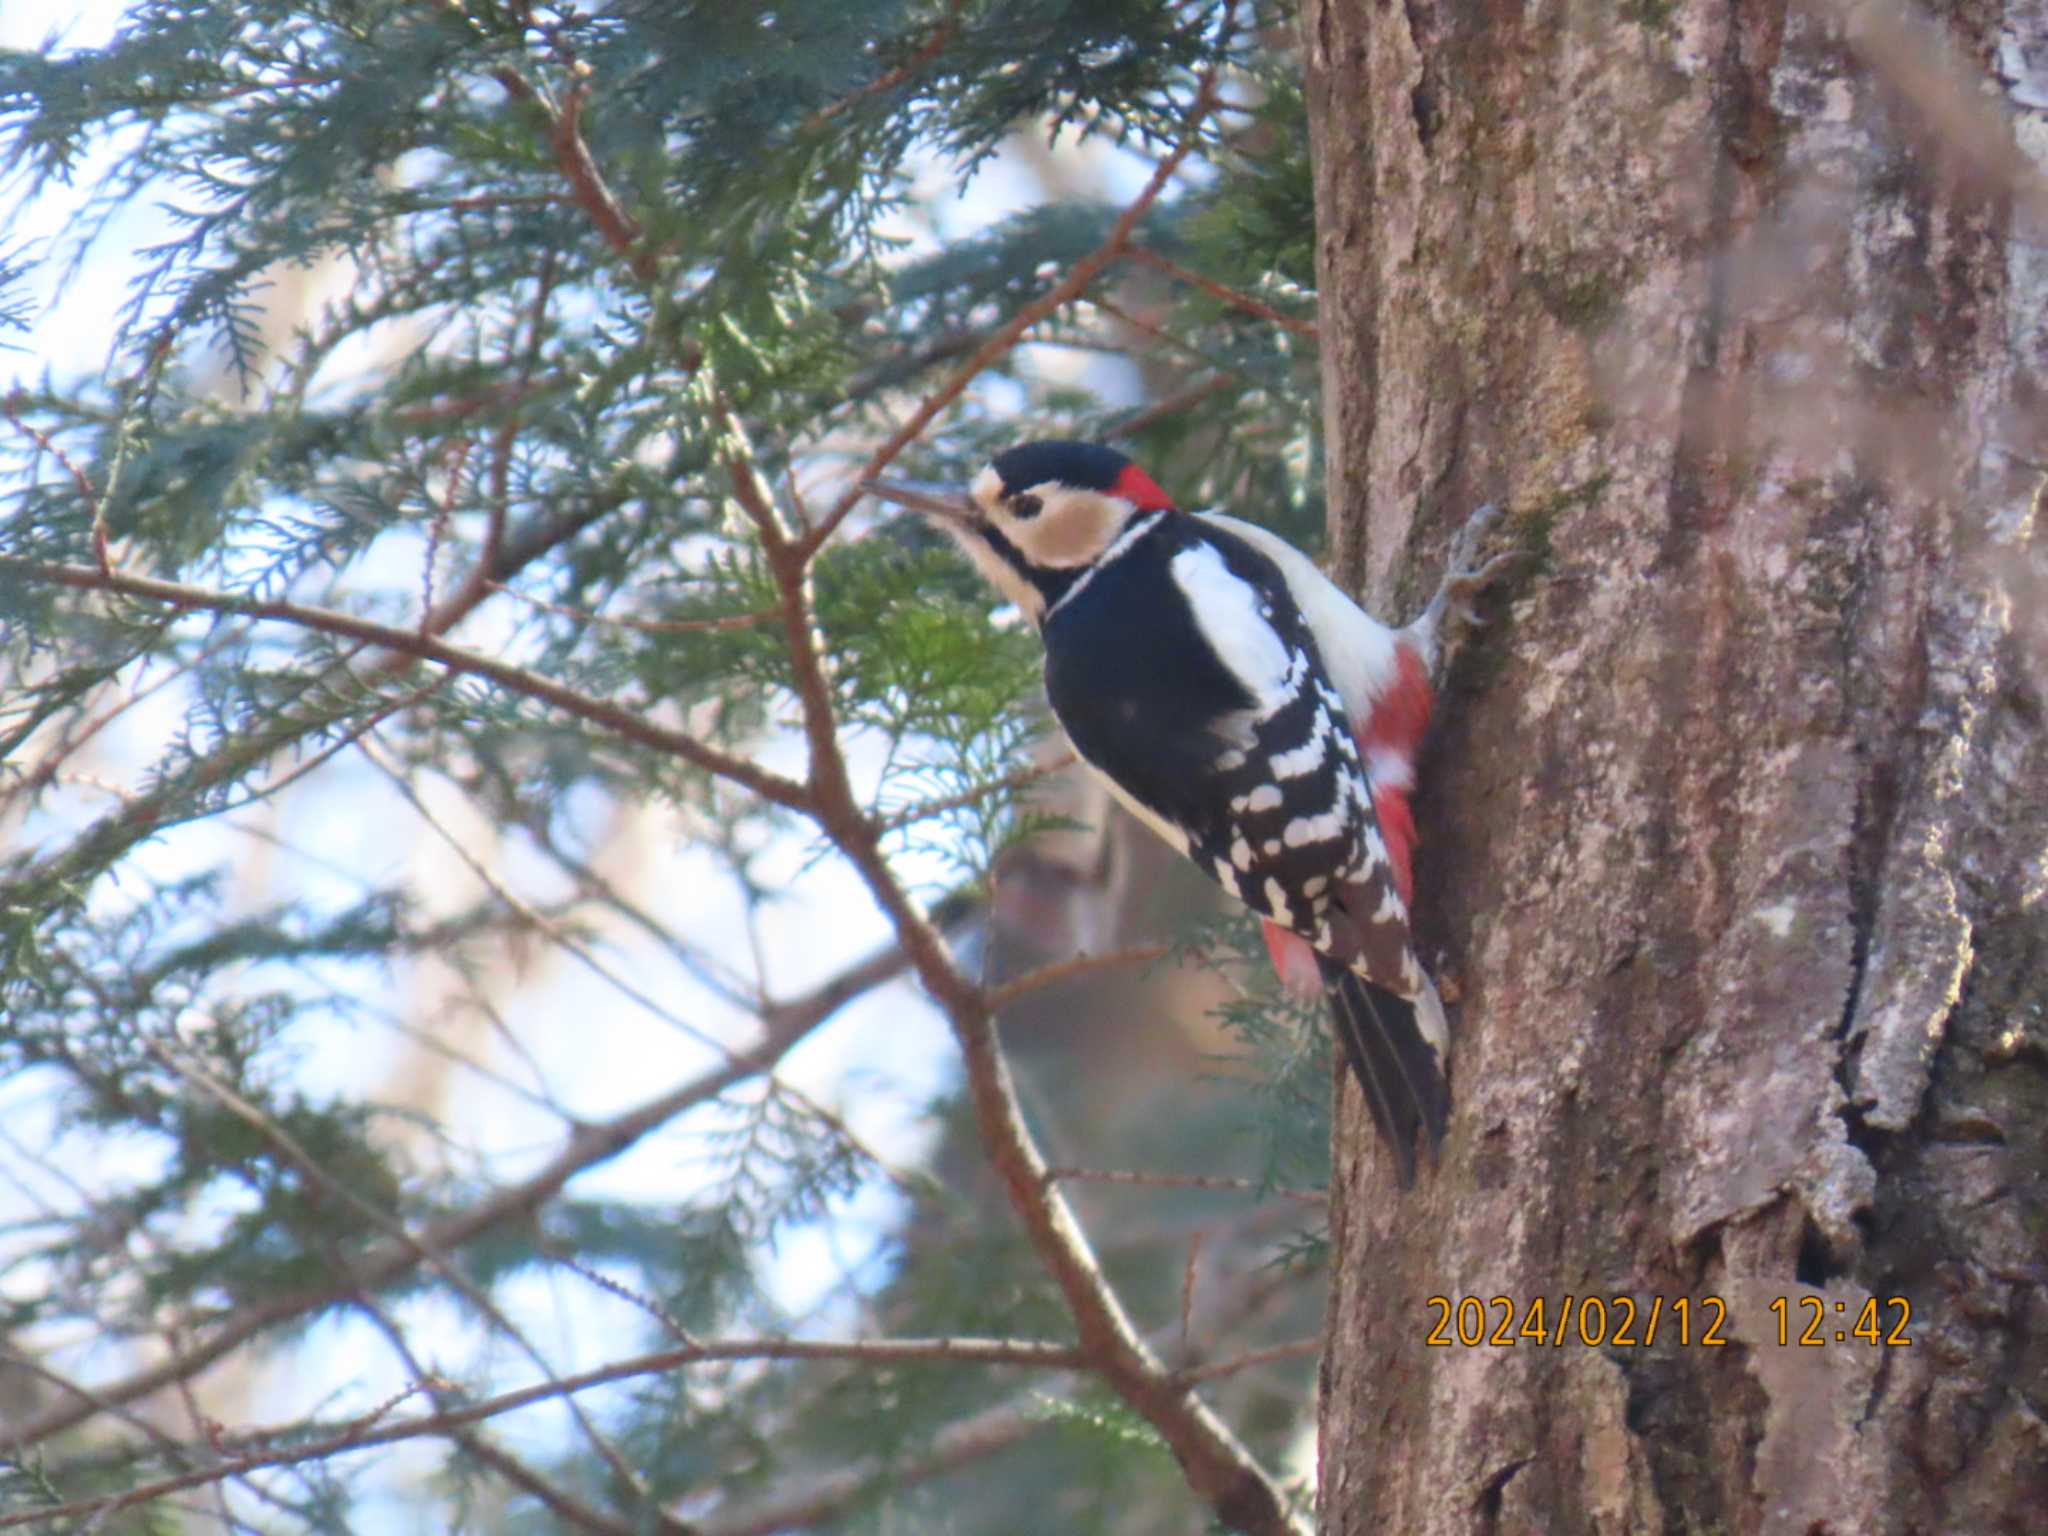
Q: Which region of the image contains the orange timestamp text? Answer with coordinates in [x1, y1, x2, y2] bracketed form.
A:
[1425, 1294, 1728, 1348]
[1424, 1294, 1914, 1348]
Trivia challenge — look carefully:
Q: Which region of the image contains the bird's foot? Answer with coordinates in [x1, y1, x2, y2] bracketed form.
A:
[1405, 503, 1523, 681]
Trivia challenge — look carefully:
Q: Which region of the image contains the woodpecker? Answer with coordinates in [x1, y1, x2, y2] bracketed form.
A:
[865, 441, 1513, 1186]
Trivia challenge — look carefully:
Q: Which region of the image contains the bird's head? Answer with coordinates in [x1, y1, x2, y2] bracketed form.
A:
[863, 440, 1177, 623]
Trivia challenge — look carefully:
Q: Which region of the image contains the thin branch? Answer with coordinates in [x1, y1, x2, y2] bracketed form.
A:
[1043, 1166, 1324, 1206]
[487, 582, 779, 635]
[144, 1042, 649, 1492]
[699, 1398, 1045, 1536]
[490, 66, 657, 283]
[758, 12, 1302, 1524]
[1086, 291, 1246, 377]
[462, 1432, 674, 1536]
[986, 943, 1172, 1011]
[0, 556, 810, 812]
[1105, 374, 1234, 441]
[439, 246, 557, 619]
[803, 48, 1233, 557]
[1173, 1336, 1322, 1386]
[7, 926, 929, 1447]
[1, 492, 628, 916]
[799, 2, 962, 132]
[1122, 245, 1319, 340]
[872, 753, 1075, 834]
[0, 1338, 1085, 1531]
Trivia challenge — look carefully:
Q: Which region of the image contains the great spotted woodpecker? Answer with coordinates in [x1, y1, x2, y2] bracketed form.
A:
[865, 441, 1513, 1186]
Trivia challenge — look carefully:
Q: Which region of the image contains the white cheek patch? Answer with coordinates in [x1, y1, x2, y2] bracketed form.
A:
[1006, 486, 1129, 570]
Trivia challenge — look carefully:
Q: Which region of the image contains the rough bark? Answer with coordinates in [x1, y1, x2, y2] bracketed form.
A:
[1303, 0, 2048, 1532]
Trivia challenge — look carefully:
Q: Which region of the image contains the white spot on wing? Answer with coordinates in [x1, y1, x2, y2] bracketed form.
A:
[1269, 713, 1331, 779]
[1284, 810, 1347, 846]
[1246, 784, 1283, 813]
[1263, 877, 1292, 928]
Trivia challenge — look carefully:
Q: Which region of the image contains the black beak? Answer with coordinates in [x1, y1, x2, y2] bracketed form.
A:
[861, 477, 977, 527]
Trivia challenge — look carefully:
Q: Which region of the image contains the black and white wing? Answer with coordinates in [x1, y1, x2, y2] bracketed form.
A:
[1039, 518, 1447, 1180]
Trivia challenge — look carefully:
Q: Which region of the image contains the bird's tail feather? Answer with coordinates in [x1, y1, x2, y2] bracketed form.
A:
[1318, 956, 1450, 1189]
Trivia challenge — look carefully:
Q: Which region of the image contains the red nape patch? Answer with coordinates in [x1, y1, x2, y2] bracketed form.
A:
[1261, 920, 1325, 999]
[1371, 787, 1418, 907]
[1357, 642, 1434, 761]
[1112, 462, 1176, 512]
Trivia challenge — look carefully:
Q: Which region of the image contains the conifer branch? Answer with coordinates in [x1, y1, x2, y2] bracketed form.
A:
[490, 65, 657, 284]
[871, 752, 1074, 833]
[1, 6, 1322, 1530]
[800, 1, 963, 132]
[803, 38, 1234, 558]
[3, 934, 927, 1447]
[0, 1337, 1090, 1531]
[732, 11, 1306, 1523]
[0, 556, 810, 811]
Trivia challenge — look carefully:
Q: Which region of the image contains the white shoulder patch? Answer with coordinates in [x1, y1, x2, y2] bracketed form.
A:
[1168, 540, 1296, 706]
[1195, 512, 1402, 722]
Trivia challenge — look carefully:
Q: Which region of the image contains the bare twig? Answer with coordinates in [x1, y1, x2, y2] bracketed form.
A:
[986, 943, 1173, 1011]
[462, 1432, 673, 1536]
[1044, 1166, 1324, 1205]
[1105, 374, 1235, 441]
[2, 395, 110, 575]
[1173, 1336, 1322, 1386]
[490, 66, 657, 283]
[1087, 291, 1245, 376]
[699, 1398, 1045, 1536]
[1122, 245, 1319, 340]
[145, 1041, 650, 1492]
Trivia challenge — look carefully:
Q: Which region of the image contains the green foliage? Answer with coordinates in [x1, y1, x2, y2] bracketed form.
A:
[0, 1, 1326, 1531]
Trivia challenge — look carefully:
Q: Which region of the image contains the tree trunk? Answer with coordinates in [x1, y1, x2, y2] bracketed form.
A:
[1303, 0, 2048, 1531]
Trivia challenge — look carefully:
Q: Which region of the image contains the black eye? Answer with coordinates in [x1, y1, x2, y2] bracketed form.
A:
[1010, 493, 1043, 520]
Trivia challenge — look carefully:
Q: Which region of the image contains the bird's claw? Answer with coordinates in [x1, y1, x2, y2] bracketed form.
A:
[1406, 505, 1524, 681]
[1443, 502, 1502, 577]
